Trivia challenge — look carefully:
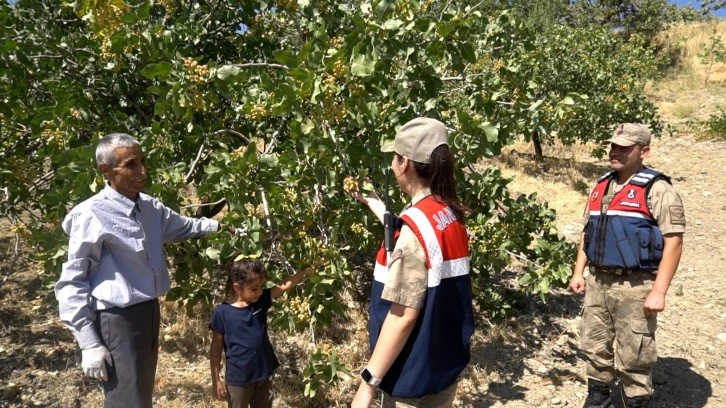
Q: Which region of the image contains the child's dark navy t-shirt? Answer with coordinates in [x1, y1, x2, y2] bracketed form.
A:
[209, 288, 280, 386]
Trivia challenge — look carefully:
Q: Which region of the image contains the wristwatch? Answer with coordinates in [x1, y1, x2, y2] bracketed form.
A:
[360, 367, 382, 386]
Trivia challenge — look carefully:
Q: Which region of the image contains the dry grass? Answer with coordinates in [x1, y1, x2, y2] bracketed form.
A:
[483, 141, 608, 237]
[657, 20, 726, 87]
[649, 21, 726, 128]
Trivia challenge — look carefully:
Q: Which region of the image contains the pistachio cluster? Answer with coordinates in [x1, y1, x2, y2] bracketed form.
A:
[332, 59, 348, 77]
[70, 108, 82, 120]
[318, 342, 333, 357]
[289, 296, 310, 323]
[343, 176, 359, 193]
[244, 202, 266, 219]
[231, 145, 246, 160]
[183, 57, 209, 85]
[282, 187, 298, 203]
[10, 223, 30, 239]
[248, 104, 270, 121]
[94, 2, 126, 37]
[41, 126, 65, 148]
[350, 223, 367, 235]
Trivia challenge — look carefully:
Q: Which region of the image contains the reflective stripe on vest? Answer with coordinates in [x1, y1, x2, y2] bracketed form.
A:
[585, 168, 668, 270]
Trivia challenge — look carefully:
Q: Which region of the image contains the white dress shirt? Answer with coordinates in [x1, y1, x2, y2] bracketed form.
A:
[55, 184, 218, 349]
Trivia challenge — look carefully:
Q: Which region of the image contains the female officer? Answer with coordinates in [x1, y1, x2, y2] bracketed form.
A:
[349, 117, 475, 408]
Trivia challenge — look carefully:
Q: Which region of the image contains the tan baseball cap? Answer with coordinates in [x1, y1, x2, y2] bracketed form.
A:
[380, 117, 448, 164]
[606, 123, 651, 146]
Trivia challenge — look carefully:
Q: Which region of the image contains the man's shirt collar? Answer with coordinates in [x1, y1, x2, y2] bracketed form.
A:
[103, 184, 137, 217]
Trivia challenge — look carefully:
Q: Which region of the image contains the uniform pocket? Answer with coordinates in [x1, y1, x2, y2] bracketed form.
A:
[627, 318, 658, 370]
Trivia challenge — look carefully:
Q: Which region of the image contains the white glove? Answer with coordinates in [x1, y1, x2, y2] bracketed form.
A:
[82, 345, 113, 382]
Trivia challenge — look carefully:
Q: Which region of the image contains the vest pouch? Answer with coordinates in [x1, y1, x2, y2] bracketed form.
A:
[611, 217, 640, 269]
[638, 227, 651, 263]
[650, 225, 664, 262]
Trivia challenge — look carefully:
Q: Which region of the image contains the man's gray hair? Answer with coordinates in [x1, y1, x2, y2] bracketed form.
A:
[96, 133, 141, 167]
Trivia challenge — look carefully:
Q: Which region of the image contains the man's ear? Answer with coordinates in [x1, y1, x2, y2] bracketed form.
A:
[98, 163, 110, 179]
[640, 145, 651, 160]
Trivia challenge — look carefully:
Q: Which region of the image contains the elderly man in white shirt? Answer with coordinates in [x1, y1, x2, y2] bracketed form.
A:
[55, 133, 223, 408]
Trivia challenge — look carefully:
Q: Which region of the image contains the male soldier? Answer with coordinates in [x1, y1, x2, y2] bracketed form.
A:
[569, 124, 686, 408]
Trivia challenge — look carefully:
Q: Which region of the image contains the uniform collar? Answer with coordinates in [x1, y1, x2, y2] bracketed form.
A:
[103, 183, 138, 217]
[411, 187, 432, 205]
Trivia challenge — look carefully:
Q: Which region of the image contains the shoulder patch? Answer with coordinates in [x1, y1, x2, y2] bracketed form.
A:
[388, 249, 403, 268]
[669, 205, 686, 226]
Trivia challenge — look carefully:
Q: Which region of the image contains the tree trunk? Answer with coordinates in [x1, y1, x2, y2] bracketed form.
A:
[532, 129, 543, 160]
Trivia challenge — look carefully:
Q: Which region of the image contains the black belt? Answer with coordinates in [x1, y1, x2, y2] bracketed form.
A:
[590, 266, 655, 276]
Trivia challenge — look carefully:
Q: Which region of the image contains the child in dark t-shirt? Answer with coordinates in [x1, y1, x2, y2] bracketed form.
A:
[209, 258, 310, 408]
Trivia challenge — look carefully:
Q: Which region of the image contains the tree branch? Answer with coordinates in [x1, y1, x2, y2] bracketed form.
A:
[28, 171, 55, 194]
[324, 122, 351, 175]
[214, 129, 251, 144]
[234, 62, 289, 70]
[184, 139, 206, 184]
[179, 197, 227, 209]
[502, 249, 547, 271]
[264, 120, 287, 154]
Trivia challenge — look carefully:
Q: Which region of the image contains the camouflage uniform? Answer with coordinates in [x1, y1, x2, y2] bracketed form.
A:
[581, 178, 686, 398]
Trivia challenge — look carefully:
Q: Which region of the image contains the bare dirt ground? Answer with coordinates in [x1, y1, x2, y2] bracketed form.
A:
[2, 117, 725, 406]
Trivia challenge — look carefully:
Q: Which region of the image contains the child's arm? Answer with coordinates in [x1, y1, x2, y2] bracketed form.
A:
[209, 330, 227, 401]
[270, 267, 312, 299]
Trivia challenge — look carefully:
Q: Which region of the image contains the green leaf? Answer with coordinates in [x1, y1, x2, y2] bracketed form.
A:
[288, 68, 310, 81]
[205, 247, 221, 260]
[350, 53, 376, 77]
[259, 153, 279, 167]
[109, 30, 127, 53]
[561, 96, 575, 105]
[273, 50, 298, 67]
[122, 12, 137, 24]
[165, 287, 184, 301]
[302, 119, 315, 135]
[424, 98, 437, 111]
[480, 122, 499, 142]
[138, 2, 151, 19]
[140, 62, 172, 80]
[216, 65, 240, 80]
[382, 19, 403, 30]
[3, 39, 16, 52]
[460, 43, 476, 63]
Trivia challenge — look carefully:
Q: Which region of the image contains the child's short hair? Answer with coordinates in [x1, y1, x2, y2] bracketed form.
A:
[225, 258, 267, 295]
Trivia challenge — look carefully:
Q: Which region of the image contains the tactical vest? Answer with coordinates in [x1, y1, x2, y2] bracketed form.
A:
[585, 168, 670, 270]
[369, 196, 474, 398]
